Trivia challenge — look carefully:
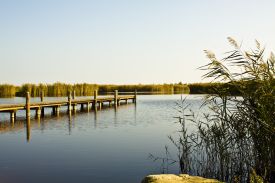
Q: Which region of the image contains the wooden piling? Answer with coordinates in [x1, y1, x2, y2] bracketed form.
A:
[73, 104, 77, 112]
[56, 106, 60, 116]
[134, 90, 137, 103]
[68, 91, 72, 112]
[87, 102, 90, 112]
[40, 91, 45, 117]
[10, 110, 16, 123]
[114, 90, 118, 107]
[72, 90, 76, 112]
[35, 107, 41, 119]
[93, 90, 98, 110]
[52, 107, 56, 115]
[26, 117, 31, 142]
[26, 92, 30, 119]
[99, 102, 102, 110]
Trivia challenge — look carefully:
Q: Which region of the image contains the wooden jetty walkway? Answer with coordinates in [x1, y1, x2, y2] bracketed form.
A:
[0, 90, 137, 123]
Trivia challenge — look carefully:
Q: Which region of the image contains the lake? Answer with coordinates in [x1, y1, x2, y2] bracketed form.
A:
[0, 95, 204, 183]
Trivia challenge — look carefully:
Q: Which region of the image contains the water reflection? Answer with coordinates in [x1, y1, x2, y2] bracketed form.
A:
[11, 118, 15, 128]
[134, 102, 137, 125]
[37, 117, 41, 128]
[68, 112, 72, 135]
[26, 117, 31, 142]
[94, 109, 98, 128]
[0, 95, 201, 183]
[114, 105, 118, 127]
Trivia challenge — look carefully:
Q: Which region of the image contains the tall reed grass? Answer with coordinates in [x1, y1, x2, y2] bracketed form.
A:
[151, 38, 275, 182]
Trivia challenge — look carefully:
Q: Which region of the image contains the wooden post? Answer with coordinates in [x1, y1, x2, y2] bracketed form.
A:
[56, 106, 60, 116]
[35, 107, 41, 119]
[87, 102, 90, 112]
[99, 102, 102, 110]
[93, 90, 98, 110]
[40, 91, 45, 117]
[72, 90, 76, 112]
[26, 117, 31, 142]
[73, 104, 77, 112]
[26, 92, 30, 119]
[81, 104, 84, 111]
[114, 90, 118, 107]
[52, 107, 56, 115]
[10, 110, 16, 123]
[126, 99, 128, 104]
[134, 90, 137, 103]
[68, 91, 72, 113]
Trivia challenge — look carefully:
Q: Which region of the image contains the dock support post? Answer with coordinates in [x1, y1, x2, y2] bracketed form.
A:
[81, 104, 84, 111]
[99, 102, 102, 110]
[40, 91, 45, 117]
[134, 90, 137, 103]
[126, 99, 128, 104]
[114, 90, 118, 107]
[36, 107, 41, 119]
[56, 106, 60, 116]
[52, 107, 56, 115]
[72, 90, 76, 112]
[26, 117, 31, 142]
[10, 110, 16, 123]
[93, 90, 98, 110]
[68, 91, 72, 113]
[87, 102, 90, 112]
[26, 92, 30, 119]
[41, 108, 45, 117]
[73, 104, 77, 113]
[109, 101, 111, 107]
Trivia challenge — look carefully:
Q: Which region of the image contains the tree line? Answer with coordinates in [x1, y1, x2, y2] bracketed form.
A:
[0, 83, 190, 98]
[1, 81, 266, 98]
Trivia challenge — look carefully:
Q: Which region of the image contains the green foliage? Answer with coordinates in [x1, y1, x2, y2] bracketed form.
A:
[99, 84, 189, 94]
[15, 82, 99, 97]
[0, 84, 16, 98]
[0, 83, 190, 97]
[250, 169, 264, 183]
[187, 82, 239, 95]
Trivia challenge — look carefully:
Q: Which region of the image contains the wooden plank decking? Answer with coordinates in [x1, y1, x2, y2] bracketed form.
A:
[0, 90, 137, 122]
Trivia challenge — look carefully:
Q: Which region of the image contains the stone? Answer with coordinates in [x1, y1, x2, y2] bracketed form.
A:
[141, 174, 221, 183]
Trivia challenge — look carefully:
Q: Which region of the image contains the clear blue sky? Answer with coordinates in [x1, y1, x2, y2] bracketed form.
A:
[0, 0, 274, 85]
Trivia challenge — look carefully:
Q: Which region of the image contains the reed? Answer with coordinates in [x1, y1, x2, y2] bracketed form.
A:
[0, 84, 16, 98]
[0, 83, 190, 98]
[151, 38, 275, 182]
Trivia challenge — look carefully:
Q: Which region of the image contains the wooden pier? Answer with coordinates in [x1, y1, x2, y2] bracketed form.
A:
[0, 90, 137, 122]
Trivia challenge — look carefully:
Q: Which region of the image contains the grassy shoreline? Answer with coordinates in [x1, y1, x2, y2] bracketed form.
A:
[0, 81, 252, 98]
[0, 83, 190, 98]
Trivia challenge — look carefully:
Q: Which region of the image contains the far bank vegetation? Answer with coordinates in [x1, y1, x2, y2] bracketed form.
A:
[0, 83, 190, 98]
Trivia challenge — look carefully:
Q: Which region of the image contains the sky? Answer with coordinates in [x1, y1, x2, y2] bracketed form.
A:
[0, 0, 274, 85]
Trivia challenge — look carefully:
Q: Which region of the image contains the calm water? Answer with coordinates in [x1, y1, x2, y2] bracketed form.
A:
[0, 95, 204, 183]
